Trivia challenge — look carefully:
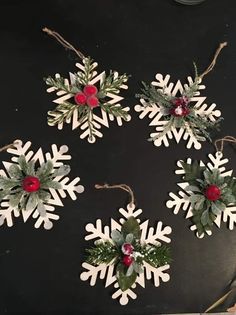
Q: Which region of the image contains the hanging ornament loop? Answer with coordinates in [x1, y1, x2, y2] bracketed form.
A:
[42, 27, 86, 60]
[214, 136, 236, 153]
[0, 141, 19, 153]
[95, 183, 135, 207]
[199, 42, 227, 81]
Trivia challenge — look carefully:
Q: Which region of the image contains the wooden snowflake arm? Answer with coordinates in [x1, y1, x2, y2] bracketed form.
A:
[84, 219, 112, 242]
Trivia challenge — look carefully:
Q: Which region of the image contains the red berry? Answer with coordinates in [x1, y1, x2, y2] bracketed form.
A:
[205, 185, 221, 201]
[83, 85, 98, 96]
[74, 92, 87, 105]
[172, 98, 182, 107]
[22, 176, 40, 192]
[122, 255, 134, 267]
[182, 107, 190, 116]
[121, 243, 134, 255]
[87, 96, 99, 108]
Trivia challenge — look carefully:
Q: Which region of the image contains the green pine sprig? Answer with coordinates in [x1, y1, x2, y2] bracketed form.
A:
[85, 241, 118, 265]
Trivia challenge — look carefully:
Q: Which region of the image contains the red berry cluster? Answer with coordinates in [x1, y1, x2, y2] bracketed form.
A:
[22, 176, 41, 192]
[121, 243, 134, 267]
[74, 85, 99, 108]
[169, 96, 190, 117]
[204, 184, 221, 201]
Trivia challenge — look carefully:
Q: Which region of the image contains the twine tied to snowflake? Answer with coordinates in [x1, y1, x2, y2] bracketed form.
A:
[43, 27, 130, 143]
[81, 183, 171, 300]
[135, 42, 227, 149]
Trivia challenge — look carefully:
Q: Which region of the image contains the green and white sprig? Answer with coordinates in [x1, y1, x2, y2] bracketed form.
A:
[45, 57, 129, 129]
[136, 63, 222, 143]
[181, 161, 236, 236]
[0, 155, 70, 216]
[85, 216, 171, 291]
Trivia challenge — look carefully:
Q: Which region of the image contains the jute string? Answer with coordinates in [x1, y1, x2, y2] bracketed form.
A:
[95, 183, 135, 206]
[0, 141, 18, 153]
[214, 136, 236, 153]
[42, 27, 86, 60]
[199, 42, 227, 80]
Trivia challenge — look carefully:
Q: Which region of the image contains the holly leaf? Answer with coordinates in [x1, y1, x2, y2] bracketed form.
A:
[211, 200, 226, 215]
[181, 161, 205, 185]
[116, 262, 137, 291]
[121, 216, 141, 239]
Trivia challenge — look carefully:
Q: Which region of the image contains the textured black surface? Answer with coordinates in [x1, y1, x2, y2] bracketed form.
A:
[0, 0, 236, 314]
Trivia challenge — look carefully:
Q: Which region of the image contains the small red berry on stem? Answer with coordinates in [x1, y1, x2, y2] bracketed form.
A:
[22, 176, 40, 192]
[122, 255, 133, 267]
[87, 96, 99, 108]
[74, 92, 87, 105]
[83, 85, 98, 96]
[121, 243, 134, 255]
[205, 185, 221, 201]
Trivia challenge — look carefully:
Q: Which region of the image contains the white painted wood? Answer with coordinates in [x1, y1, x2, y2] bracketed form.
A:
[166, 152, 236, 237]
[80, 203, 172, 305]
[135, 74, 221, 150]
[0, 140, 84, 229]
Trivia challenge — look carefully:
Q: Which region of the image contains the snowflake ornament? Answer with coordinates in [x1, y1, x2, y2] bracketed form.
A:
[166, 152, 236, 238]
[80, 203, 172, 305]
[135, 73, 222, 149]
[0, 140, 84, 229]
[45, 57, 131, 143]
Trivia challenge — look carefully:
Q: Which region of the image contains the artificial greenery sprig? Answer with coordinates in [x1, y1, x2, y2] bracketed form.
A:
[45, 57, 129, 141]
[181, 161, 236, 236]
[136, 63, 222, 143]
[0, 155, 70, 216]
[85, 216, 171, 291]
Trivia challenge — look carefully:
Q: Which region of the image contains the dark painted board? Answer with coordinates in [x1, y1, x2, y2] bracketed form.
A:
[0, 0, 236, 314]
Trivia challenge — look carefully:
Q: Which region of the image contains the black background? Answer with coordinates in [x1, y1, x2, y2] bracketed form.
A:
[0, 0, 236, 314]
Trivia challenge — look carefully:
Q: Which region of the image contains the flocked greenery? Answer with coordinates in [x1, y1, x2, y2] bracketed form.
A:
[181, 161, 236, 236]
[0, 155, 70, 216]
[85, 216, 171, 291]
[45, 57, 129, 141]
[136, 63, 222, 143]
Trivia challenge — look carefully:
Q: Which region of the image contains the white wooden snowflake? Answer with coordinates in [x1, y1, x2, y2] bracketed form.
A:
[46, 59, 131, 143]
[166, 152, 236, 238]
[0, 140, 84, 229]
[80, 203, 172, 305]
[135, 74, 221, 149]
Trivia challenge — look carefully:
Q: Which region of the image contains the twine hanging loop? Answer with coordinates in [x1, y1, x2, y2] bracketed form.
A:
[214, 136, 236, 153]
[198, 42, 227, 80]
[42, 27, 86, 60]
[95, 183, 135, 206]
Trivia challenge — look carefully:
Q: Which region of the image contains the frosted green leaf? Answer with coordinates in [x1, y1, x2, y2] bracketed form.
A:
[26, 193, 38, 211]
[36, 201, 46, 217]
[111, 230, 123, 245]
[26, 160, 36, 176]
[36, 161, 53, 177]
[201, 210, 210, 226]
[18, 155, 28, 174]
[125, 233, 134, 243]
[133, 262, 143, 274]
[190, 194, 203, 204]
[38, 190, 51, 202]
[0, 177, 20, 189]
[52, 165, 71, 178]
[9, 191, 25, 207]
[195, 196, 205, 210]
[0, 189, 10, 202]
[185, 185, 200, 192]
[8, 164, 22, 179]
[126, 264, 134, 277]
[211, 201, 226, 216]
[41, 180, 61, 190]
